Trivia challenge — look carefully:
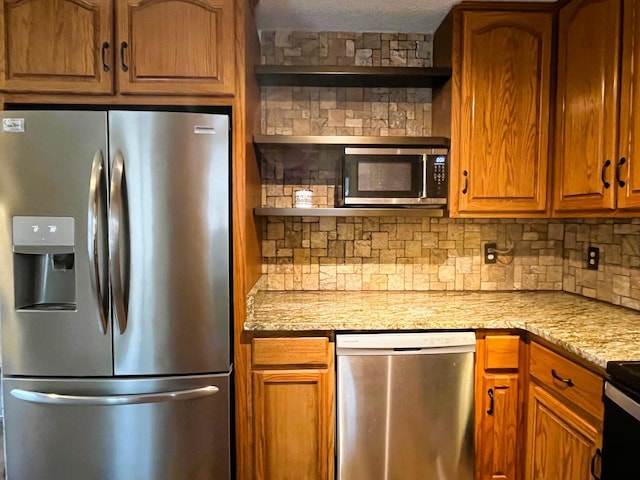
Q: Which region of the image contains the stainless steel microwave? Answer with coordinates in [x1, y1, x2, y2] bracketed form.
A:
[338, 147, 448, 207]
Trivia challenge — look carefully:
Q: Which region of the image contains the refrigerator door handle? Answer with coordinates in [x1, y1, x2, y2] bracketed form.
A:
[88, 150, 108, 335]
[10, 385, 219, 406]
[109, 150, 128, 334]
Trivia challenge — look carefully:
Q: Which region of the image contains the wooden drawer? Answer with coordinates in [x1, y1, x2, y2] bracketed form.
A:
[529, 342, 604, 420]
[484, 335, 520, 370]
[252, 337, 330, 368]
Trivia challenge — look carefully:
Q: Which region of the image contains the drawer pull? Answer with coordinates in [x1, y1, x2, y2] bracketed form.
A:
[487, 388, 494, 415]
[551, 369, 575, 387]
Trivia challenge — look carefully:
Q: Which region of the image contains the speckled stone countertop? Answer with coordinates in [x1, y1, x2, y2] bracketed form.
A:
[246, 279, 640, 370]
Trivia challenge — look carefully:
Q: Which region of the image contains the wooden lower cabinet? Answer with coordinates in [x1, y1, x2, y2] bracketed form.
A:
[525, 384, 602, 480]
[525, 342, 603, 480]
[475, 334, 522, 480]
[251, 337, 335, 480]
[478, 374, 519, 480]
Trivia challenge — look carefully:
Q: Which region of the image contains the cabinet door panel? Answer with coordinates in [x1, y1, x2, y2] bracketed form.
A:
[116, 0, 234, 95]
[253, 369, 334, 480]
[457, 11, 552, 215]
[478, 374, 519, 480]
[617, 0, 640, 209]
[0, 0, 113, 93]
[526, 384, 601, 480]
[553, 0, 621, 212]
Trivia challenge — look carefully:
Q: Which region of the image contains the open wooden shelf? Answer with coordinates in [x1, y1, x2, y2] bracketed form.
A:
[254, 207, 445, 217]
[255, 65, 452, 88]
[253, 135, 450, 148]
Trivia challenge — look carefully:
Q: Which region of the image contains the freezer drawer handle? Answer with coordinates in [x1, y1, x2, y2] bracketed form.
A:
[10, 385, 219, 406]
[88, 149, 108, 335]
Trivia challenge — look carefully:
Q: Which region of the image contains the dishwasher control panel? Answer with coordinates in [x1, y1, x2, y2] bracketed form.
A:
[336, 332, 476, 354]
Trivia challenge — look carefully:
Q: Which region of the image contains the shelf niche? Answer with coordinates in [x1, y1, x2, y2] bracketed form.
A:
[255, 65, 452, 88]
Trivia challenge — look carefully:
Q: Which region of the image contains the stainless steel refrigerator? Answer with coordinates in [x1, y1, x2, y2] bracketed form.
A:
[0, 110, 231, 480]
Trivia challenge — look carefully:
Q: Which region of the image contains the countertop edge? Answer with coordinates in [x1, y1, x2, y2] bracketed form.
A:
[245, 281, 640, 370]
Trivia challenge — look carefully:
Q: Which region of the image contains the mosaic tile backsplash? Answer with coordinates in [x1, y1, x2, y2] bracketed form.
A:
[262, 217, 564, 292]
[260, 31, 434, 137]
[261, 31, 433, 67]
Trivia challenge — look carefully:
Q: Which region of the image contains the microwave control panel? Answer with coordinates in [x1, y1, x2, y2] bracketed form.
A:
[427, 155, 448, 198]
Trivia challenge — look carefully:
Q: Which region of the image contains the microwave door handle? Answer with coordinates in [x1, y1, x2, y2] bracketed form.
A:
[421, 155, 428, 199]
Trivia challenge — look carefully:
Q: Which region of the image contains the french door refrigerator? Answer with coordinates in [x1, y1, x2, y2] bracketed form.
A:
[0, 110, 231, 480]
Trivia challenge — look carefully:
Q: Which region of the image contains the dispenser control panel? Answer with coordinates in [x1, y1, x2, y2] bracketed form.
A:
[13, 216, 74, 246]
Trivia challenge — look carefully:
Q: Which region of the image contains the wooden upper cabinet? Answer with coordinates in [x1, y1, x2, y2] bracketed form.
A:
[116, 0, 234, 95]
[0, 0, 113, 93]
[454, 10, 552, 216]
[617, 0, 640, 209]
[553, 0, 621, 213]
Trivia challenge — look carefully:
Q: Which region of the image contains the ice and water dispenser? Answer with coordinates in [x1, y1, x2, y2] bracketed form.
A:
[12, 216, 76, 311]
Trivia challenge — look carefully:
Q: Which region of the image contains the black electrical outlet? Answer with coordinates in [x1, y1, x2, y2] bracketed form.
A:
[484, 243, 497, 264]
[587, 246, 600, 270]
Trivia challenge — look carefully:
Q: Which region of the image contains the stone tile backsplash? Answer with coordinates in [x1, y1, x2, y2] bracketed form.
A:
[261, 86, 433, 136]
[260, 217, 640, 312]
[563, 219, 640, 310]
[261, 31, 432, 67]
[260, 31, 434, 137]
[259, 216, 640, 312]
[261, 217, 564, 292]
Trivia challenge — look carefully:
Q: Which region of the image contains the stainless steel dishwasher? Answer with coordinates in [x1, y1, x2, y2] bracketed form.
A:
[336, 332, 475, 480]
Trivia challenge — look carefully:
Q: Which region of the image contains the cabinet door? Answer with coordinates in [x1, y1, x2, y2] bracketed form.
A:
[553, 0, 621, 213]
[617, 0, 640, 209]
[455, 11, 552, 216]
[478, 374, 519, 480]
[0, 0, 113, 94]
[116, 0, 234, 96]
[525, 384, 601, 480]
[252, 369, 334, 480]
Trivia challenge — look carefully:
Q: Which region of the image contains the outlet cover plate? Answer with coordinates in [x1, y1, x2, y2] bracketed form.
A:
[484, 243, 497, 264]
[587, 246, 600, 270]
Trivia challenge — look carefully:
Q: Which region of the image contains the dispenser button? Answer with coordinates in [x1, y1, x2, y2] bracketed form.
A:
[48, 225, 57, 233]
[32, 225, 39, 233]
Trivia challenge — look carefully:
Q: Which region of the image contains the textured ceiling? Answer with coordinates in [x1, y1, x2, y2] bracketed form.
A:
[255, 0, 553, 34]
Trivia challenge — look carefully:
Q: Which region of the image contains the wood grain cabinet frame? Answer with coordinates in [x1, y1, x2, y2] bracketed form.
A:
[0, 0, 235, 96]
[525, 342, 604, 480]
[437, 7, 554, 217]
[251, 337, 335, 480]
[0, 0, 114, 94]
[475, 334, 523, 480]
[553, 0, 640, 215]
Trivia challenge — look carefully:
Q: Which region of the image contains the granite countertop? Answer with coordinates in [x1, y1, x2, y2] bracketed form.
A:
[246, 280, 640, 370]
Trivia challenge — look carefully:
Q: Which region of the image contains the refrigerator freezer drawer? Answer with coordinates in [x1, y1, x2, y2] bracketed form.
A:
[3, 373, 230, 480]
